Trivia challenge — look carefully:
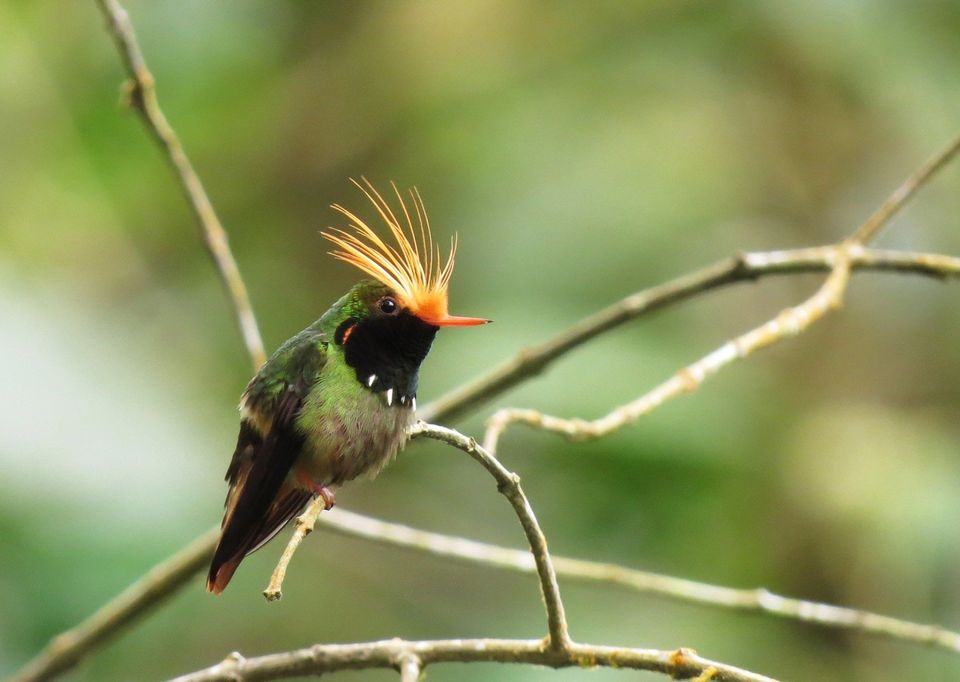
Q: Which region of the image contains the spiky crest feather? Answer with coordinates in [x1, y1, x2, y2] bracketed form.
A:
[323, 179, 457, 323]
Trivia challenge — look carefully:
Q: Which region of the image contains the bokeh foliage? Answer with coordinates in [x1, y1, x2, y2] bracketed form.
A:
[2, 2, 960, 680]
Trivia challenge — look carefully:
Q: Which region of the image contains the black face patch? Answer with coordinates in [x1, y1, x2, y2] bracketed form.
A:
[341, 310, 438, 403]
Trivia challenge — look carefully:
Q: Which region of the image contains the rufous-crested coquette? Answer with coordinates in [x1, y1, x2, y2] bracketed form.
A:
[207, 180, 488, 594]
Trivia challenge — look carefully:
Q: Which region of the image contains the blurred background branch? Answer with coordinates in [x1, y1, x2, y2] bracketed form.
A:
[419, 245, 960, 424]
[10, 529, 219, 682]
[95, 0, 265, 370]
[313, 508, 960, 653]
[483, 135, 960, 452]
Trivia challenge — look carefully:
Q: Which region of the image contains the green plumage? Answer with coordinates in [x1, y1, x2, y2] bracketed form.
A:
[207, 280, 427, 594]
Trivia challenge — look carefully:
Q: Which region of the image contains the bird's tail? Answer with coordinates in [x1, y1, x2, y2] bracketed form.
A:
[206, 488, 313, 595]
[207, 556, 241, 595]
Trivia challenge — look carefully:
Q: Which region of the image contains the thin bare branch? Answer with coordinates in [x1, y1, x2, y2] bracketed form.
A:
[852, 133, 960, 244]
[169, 637, 778, 682]
[484, 253, 853, 452]
[262, 495, 328, 601]
[409, 421, 571, 650]
[261, 422, 571, 648]
[481, 133, 960, 452]
[397, 653, 421, 682]
[316, 508, 960, 652]
[744, 245, 960, 279]
[95, 0, 266, 369]
[419, 245, 960, 425]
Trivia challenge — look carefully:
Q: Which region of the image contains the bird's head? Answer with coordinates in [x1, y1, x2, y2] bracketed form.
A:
[321, 180, 489, 401]
[323, 178, 489, 329]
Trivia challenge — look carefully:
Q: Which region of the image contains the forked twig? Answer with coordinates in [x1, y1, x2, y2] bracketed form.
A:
[483, 254, 853, 453]
[315, 508, 960, 652]
[264, 423, 572, 649]
[419, 245, 960, 425]
[170, 637, 778, 682]
[482, 133, 960, 453]
[409, 422, 571, 650]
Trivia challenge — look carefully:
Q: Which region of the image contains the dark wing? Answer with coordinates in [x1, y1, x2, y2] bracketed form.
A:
[207, 336, 325, 594]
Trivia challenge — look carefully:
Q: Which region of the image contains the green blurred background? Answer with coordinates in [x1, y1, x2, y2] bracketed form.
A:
[2, 2, 960, 680]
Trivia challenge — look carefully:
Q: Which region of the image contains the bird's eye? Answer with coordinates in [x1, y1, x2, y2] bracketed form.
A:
[378, 297, 398, 315]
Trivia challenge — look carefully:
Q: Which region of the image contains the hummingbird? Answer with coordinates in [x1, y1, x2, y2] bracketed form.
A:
[206, 180, 489, 594]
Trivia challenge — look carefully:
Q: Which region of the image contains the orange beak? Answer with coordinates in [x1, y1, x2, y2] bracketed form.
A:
[421, 314, 491, 327]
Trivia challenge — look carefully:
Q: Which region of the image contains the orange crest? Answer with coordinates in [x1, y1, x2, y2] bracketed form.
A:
[324, 179, 459, 324]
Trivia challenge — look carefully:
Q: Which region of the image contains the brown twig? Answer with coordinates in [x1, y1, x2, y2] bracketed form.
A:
[419, 245, 960, 425]
[315, 507, 960, 652]
[262, 496, 328, 601]
[483, 256, 853, 452]
[852, 134, 960, 244]
[409, 422, 571, 650]
[480, 133, 960, 453]
[95, 0, 266, 370]
[397, 652, 422, 682]
[169, 638, 778, 682]
[262, 422, 571, 648]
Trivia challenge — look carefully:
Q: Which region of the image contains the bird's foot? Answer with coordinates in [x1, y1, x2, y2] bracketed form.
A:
[295, 473, 337, 510]
[315, 486, 336, 510]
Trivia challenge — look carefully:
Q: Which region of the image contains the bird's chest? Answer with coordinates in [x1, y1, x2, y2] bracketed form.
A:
[296, 362, 413, 486]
